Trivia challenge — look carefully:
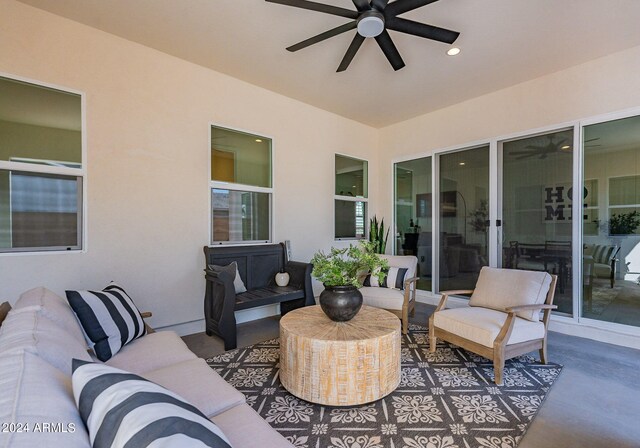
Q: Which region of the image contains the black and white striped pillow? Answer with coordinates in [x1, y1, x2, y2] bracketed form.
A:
[363, 267, 409, 290]
[71, 359, 232, 448]
[66, 284, 146, 362]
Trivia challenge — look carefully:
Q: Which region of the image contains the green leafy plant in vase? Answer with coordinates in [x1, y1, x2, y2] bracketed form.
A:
[311, 241, 388, 321]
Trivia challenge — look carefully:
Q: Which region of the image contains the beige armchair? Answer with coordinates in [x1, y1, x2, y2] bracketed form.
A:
[429, 267, 557, 385]
[361, 254, 418, 334]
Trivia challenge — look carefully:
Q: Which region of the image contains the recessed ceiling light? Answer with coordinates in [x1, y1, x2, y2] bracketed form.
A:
[561, 145, 571, 150]
[352, 185, 357, 188]
[255, 139, 263, 143]
[447, 47, 461, 56]
[459, 162, 465, 166]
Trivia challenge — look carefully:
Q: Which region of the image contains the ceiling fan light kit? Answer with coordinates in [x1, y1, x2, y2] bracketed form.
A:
[266, 0, 460, 72]
[357, 11, 385, 38]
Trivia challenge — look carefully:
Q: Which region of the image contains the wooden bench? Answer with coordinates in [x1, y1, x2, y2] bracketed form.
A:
[203, 243, 314, 350]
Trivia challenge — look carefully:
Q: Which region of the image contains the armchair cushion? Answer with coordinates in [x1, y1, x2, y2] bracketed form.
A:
[584, 244, 617, 264]
[433, 307, 545, 348]
[380, 254, 418, 279]
[469, 267, 552, 322]
[360, 287, 405, 311]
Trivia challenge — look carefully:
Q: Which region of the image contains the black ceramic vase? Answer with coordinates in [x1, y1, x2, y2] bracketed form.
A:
[319, 285, 363, 322]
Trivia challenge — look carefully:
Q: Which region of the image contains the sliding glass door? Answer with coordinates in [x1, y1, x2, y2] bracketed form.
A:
[500, 129, 574, 314]
[394, 157, 432, 291]
[439, 146, 490, 291]
[582, 115, 640, 327]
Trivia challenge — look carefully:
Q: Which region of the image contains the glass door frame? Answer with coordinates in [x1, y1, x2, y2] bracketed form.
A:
[391, 107, 640, 338]
[578, 107, 640, 334]
[495, 124, 579, 318]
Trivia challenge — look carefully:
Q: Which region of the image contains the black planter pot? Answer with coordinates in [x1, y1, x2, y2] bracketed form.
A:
[319, 285, 363, 322]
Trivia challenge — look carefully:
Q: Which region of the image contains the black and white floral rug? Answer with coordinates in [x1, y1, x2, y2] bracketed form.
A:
[206, 324, 562, 448]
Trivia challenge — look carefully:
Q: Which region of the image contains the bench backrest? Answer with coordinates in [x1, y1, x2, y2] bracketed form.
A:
[204, 244, 286, 290]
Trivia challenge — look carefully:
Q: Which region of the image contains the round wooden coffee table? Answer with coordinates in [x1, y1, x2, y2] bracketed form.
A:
[279, 305, 401, 406]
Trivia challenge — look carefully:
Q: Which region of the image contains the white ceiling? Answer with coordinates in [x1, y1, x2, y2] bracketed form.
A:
[16, 0, 640, 128]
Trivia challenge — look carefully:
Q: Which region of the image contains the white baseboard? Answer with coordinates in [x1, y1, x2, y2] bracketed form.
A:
[156, 318, 205, 337]
[157, 304, 281, 337]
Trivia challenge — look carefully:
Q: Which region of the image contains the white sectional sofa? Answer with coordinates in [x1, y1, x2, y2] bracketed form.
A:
[0, 287, 293, 448]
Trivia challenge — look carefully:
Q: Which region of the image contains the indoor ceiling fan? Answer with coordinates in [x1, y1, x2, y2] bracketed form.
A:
[510, 136, 571, 160]
[265, 0, 460, 72]
[510, 136, 602, 160]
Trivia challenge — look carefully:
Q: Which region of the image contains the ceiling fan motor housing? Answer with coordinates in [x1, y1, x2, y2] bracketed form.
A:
[357, 11, 385, 38]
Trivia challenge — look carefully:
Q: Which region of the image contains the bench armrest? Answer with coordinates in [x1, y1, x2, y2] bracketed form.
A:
[284, 260, 314, 306]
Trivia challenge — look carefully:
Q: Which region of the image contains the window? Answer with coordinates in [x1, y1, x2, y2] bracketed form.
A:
[210, 126, 272, 244]
[0, 76, 83, 253]
[335, 154, 367, 239]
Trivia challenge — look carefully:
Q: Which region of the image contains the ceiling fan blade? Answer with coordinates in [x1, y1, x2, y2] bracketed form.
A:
[386, 17, 459, 44]
[375, 30, 405, 71]
[585, 137, 601, 143]
[385, 0, 439, 17]
[515, 154, 536, 160]
[371, 0, 389, 10]
[337, 33, 366, 72]
[510, 150, 540, 155]
[524, 145, 544, 150]
[287, 21, 357, 52]
[266, 0, 358, 19]
[352, 0, 370, 11]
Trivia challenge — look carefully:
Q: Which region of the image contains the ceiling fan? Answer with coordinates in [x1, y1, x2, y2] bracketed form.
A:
[265, 0, 460, 72]
[510, 136, 571, 160]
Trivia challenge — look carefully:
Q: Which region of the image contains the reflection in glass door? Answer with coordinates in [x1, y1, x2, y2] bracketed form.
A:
[583, 115, 640, 327]
[439, 146, 490, 291]
[501, 129, 574, 314]
[394, 157, 432, 291]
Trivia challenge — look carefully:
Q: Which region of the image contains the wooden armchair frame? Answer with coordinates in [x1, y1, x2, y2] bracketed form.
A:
[428, 275, 557, 385]
[383, 276, 419, 334]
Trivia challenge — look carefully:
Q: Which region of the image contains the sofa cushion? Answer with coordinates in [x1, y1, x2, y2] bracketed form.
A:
[143, 358, 245, 418]
[360, 286, 405, 311]
[66, 284, 146, 361]
[105, 330, 197, 374]
[14, 287, 87, 347]
[363, 266, 408, 290]
[0, 307, 92, 375]
[208, 261, 247, 293]
[0, 351, 90, 448]
[212, 403, 294, 448]
[434, 306, 545, 348]
[71, 360, 232, 447]
[469, 267, 553, 321]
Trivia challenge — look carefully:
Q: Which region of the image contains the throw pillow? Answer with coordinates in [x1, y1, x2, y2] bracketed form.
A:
[71, 359, 232, 448]
[65, 284, 147, 362]
[208, 261, 247, 293]
[363, 267, 408, 290]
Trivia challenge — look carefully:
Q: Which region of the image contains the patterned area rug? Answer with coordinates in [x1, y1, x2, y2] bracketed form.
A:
[206, 324, 562, 448]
